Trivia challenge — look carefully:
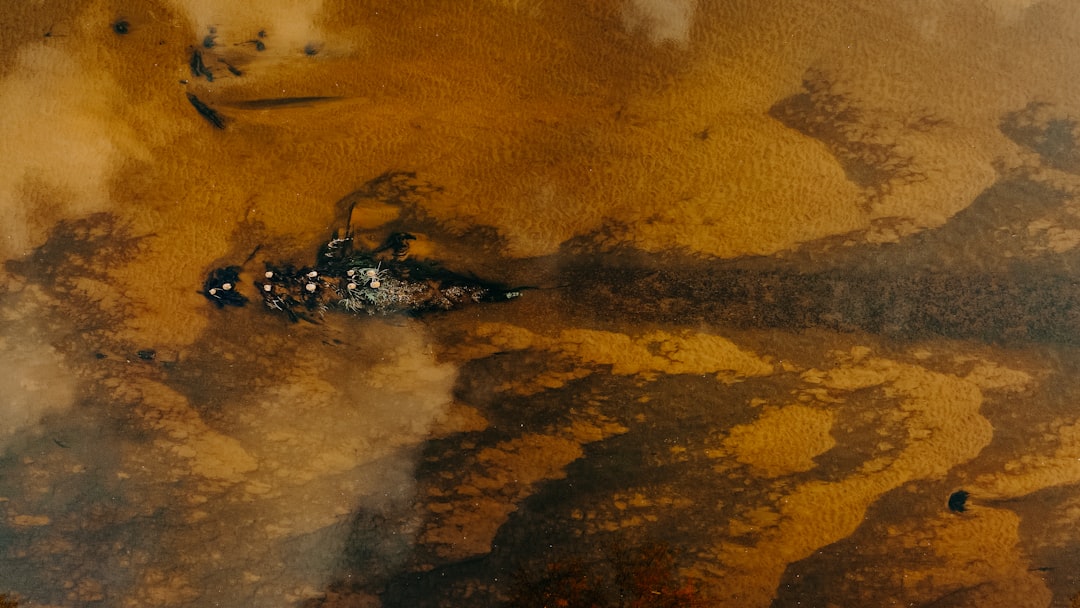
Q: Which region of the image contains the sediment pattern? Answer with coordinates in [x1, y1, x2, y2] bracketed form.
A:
[5, 2, 1080, 607]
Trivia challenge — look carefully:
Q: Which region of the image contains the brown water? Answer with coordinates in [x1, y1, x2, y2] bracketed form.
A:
[3, 1, 1080, 606]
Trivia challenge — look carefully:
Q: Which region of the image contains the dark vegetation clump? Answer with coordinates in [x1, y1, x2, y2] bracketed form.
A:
[203, 171, 522, 322]
[188, 49, 213, 81]
[201, 266, 247, 307]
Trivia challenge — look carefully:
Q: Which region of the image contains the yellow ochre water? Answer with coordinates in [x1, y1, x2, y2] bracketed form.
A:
[3, 1, 1080, 607]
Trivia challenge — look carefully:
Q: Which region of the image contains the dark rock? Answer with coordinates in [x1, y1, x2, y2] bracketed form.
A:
[948, 490, 969, 513]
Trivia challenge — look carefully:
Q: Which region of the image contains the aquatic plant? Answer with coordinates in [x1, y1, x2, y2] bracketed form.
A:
[202, 175, 523, 321]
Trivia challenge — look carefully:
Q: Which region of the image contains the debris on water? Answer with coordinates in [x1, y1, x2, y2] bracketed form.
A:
[187, 93, 226, 129]
[373, 231, 416, 260]
[255, 232, 521, 321]
[136, 349, 156, 361]
[202, 181, 523, 321]
[220, 96, 345, 110]
[189, 49, 214, 81]
[948, 490, 969, 513]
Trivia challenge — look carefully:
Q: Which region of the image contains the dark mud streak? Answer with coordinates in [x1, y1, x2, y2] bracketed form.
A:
[555, 258, 1080, 345]
[6, 213, 144, 285]
[797, 176, 1074, 274]
[188, 48, 213, 81]
[804, 384, 909, 481]
[550, 175, 1080, 345]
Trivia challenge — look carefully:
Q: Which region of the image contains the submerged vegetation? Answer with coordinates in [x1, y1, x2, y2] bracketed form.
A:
[202, 172, 522, 321]
[251, 231, 520, 321]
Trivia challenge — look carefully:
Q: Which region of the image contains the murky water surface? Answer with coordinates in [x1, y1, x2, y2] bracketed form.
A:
[4, 1, 1080, 606]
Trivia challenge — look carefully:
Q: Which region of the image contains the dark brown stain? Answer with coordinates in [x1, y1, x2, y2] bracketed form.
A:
[542, 174, 1080, 346]
[769, 69, 938, 206]
[506, 541, 706, 608]
[0, 213, 177, 606]
[331, 171, 445, 225]
[557, 253, 1080, 344]
[1001, 101, 1080, 174]
[5, 213, 146, 308]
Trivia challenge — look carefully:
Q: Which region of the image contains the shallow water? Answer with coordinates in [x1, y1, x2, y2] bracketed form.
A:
[4, 1, 1080, 606]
